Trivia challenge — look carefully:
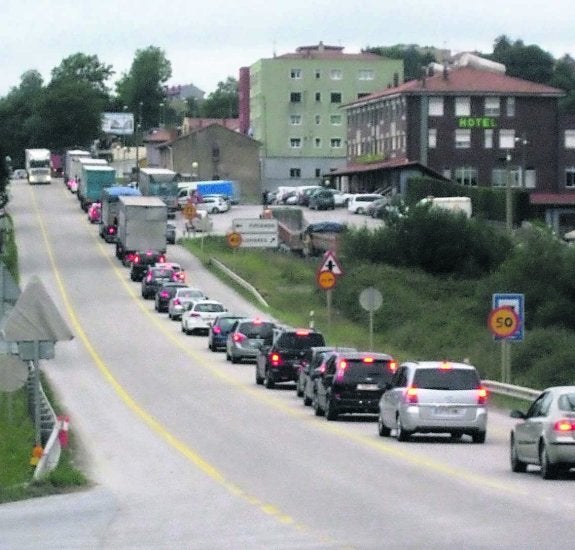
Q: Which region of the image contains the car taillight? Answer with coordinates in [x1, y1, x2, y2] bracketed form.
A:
[108, 227, 116, 234]
[159, 255, 166, 263]
[362, 357, 374, 363]
[335, 360, 348, 381]
[212, 326, 222, 334]
[233, 333, 246, 343]
[133, 255, 140, 264]
[160, 291, 169, 298]
[405, 386, 418, 404]
[477, 387, 488, 405]
[295, 329, 310, 336]
[388, 360, 397, 372]
[270, 352, 281, 367]
[145, 274, 152, 282]
[173, 299, 180, 306]
[554, 419, 575, 432]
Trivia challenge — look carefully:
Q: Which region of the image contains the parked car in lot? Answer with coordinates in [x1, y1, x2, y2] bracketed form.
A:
[297, 185, 323, 206]
[208, 313, 245, 351]
[378, 360, 487, 443]
[167, 287, 207, 320]
[510, 386, 575, 479]
[154, 281, 188, 312]
[181, 300, 227, 335]
[347, 193, 383, 214]
[226, 318, 276, 364]
[11, 169, 27, 180]
[141, 266, 177, 299]
[130, 250, 166, 282]
[256, 328, 326, 389]
[308, 189, 335, 211]
[313, 351, 397, 420]
[365, 197, 389, 218]
[199, 195, 230, 214]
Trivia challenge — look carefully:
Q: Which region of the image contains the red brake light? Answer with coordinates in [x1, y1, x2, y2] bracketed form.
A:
[173, 299, 180, 305]
[133, 255, 140, 264]
[253, 318, 262, 325]
[159, 255, 166, 263]
[388, 360, 397, 372]
[160, 291, 169, 298]
[146, 251, 153, 256]
[295, 329, 310, 336]
[439, 361, 452, 370]
[108, 227, 116, 234]
[406, 386, 418, 404]
[145, 274, 152, 282]
[335, 360, 348, 381]
[212, 326, 222, 334]
[477, 387, 488, 405]
[270, 352, 281, 367]
[233, 333, 247, 343]
[362, 357, 374, 363]
[554, 419, 575, 432]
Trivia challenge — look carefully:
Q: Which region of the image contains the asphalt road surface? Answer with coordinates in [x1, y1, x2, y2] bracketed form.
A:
[2, 181, 575, 549]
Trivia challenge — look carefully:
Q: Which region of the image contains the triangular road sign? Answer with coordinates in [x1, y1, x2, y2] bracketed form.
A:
[319, 251, 343, 275]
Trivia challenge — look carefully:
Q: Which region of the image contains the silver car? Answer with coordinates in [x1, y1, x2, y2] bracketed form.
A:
[167, 287, 207, 320]
[226, 318, 276, 364]
[378, 360, 488, 443]
[510, 386, 575, 479]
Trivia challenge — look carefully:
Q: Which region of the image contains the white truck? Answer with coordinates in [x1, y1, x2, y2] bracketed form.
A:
[115, 195, 168, 266]
[25, 149, 52, 184]
[63, 149, 91, 183]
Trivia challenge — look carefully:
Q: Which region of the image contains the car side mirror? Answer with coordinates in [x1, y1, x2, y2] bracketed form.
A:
[510, 409, 527, 419]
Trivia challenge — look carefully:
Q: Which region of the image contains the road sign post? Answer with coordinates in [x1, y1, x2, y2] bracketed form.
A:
[316, 252, 344, 330]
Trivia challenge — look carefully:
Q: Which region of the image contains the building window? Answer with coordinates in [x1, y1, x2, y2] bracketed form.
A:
[315, 69, 321, 79]
[330, 69, 343, 80]
[485, 97, 500, 116]
[358, 69, 374, 80]
[492, 168, 520, 187]
[315, 115, 321, 125]
[455, 167, 478, 186]
[428, 97, 444, 116]
[565, 130, 575, 148]
[428, 128, 437, 148]
[290, 92, 302, 103]
[455, 97, 471, 116]
[330, 92, 342, 104]
[314, 138, 322, 148]
[499, 129, 516, 149]
[290, 115, 302, 125]
[289, 168, 301, 178]
[315, 168, 322, 177]
[357, 92, 370, 99]
[566, 168, 575, 187]
[506, 97, 515, 117]
[290, 138, 302, 148]
[315, 92, 321, 102]
[455, 129, 471, 149]
[484, 129, 494, 149]
[290, 69, 302, 79]
[330, 114, 342, 125]
[330, 138, 342, 148]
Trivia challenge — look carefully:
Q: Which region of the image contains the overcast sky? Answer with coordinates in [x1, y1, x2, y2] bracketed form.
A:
[3, 0, 575, 98]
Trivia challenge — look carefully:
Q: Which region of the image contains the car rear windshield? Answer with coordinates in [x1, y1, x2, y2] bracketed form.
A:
[151, 268, 173, 278]
[179, 290, 203, 299]
[217, 317, 242, 330]
[278, 333, 325, 349]
[340, 360, 395, 384]
[412, 368, 480, 390]
[558, 393, 575, 412]
[239, 322, 275, 339]
[195, 303, 225, 313]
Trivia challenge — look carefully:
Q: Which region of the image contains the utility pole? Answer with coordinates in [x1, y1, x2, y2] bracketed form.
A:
[506, 150, 513, 233]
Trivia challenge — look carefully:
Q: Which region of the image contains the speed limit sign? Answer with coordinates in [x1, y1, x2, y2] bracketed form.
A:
[488, 306, 520, 338]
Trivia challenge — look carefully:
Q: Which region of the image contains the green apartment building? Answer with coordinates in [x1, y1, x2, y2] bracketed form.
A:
[242, 42, 403, 190]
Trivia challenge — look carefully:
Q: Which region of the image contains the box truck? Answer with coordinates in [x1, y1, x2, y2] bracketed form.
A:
[77, 165, 116, 211]
[100, 186, 142, 243]
[25, 149, 52, 184]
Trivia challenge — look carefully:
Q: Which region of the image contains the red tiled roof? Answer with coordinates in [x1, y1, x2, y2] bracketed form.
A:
[329, 158, 447, 179]
[530, 192, 575, 205]
[346, 67, 565, 106]
[184, 118, 239, 132]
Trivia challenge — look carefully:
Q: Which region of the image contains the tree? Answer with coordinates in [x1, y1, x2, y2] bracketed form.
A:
[115, 46, 172, 131]
[200, 77, 238, 118]
[363, 44, 434, 81]
[51, 53, 114, 97]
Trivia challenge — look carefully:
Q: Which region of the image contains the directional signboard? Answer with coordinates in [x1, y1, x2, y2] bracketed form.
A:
[232, 217, 278, 249]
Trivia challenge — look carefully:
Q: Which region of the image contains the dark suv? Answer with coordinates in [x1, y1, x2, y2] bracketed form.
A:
[256, 328, 326, 389]
[141, 266, 176, 299]
[130, 250, 166, 282]
[313, 351, 396, 421]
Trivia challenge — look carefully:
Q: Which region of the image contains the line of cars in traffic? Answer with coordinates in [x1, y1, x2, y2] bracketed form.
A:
[71, 185, 575, 479]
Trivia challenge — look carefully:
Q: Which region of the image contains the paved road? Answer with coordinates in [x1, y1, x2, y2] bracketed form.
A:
[2, 181, 575, 549]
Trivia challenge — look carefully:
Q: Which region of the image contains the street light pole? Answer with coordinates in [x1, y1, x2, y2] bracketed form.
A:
[516, 133, 528, 189]
[135, 102, 143, 187]
[505, 149, 513, 233]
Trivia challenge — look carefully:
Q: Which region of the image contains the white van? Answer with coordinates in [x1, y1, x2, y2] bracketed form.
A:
[177, 186, 198, 208]
[419, 196, 472, 218]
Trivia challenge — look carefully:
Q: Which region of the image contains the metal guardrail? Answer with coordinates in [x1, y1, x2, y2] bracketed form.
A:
[483, 379, 540, 401]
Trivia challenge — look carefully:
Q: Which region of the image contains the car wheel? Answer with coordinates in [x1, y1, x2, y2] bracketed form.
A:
[510, 435, 527, 473]
[540, 442, 559, 479]
[357, 207, 365, 215]
[303, 393, 312, 407]
[211, 207, 218, 214]
[264, 370, 275, 389]
[231, 354, 240, 364]
[325, 395, 338, 421]
[472, 431, 486, 444]
[255, 369, 264, 385]
[378, 415, 391, 437]
[313, 395, 324, 417]
[396, 416, 412, 442]
[296, 381, 304, 398]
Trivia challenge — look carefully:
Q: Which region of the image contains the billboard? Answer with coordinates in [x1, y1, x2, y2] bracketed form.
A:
[101, 112, 134, 135]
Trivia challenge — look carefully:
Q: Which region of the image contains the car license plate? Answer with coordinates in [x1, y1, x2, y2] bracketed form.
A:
[434, 406, 460, 415]
[357, 383, 378, 390]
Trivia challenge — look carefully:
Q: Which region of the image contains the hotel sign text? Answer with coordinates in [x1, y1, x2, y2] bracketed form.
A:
[457, 117, 497, 129]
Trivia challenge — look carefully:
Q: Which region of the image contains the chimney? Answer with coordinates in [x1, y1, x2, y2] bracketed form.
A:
[393, 72, 399, 87]
[443, 62, 449, 80]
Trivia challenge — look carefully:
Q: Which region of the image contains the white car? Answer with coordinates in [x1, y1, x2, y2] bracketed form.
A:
[167, 287, 207, 320]
[347, 194, 383, 214]
[199, 195, 230, 214]
[181, 300, 227, 335]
